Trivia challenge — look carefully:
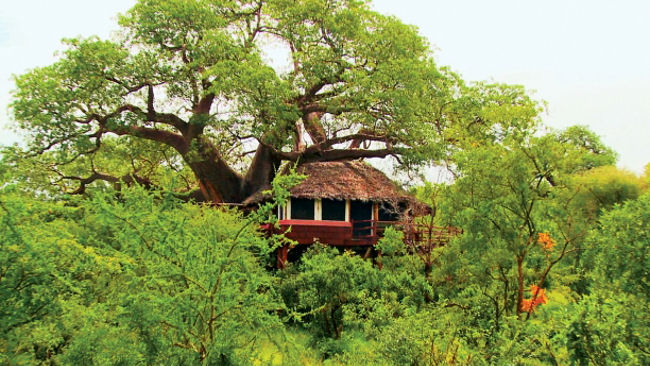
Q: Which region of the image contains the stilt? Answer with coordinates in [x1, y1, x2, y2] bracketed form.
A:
[376, 249, 383, 270]
[362, 246, 372, 260]
[277, 245, 289, 269]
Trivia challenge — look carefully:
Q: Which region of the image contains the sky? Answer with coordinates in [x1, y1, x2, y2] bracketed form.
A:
[1, 0, 648, 174]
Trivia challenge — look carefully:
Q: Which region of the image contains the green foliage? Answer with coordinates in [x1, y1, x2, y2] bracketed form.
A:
[590, 192, 649, 300]
[2, 1, 647, 364]
[2, 137, 196, 198]
[570, 165, 643, 221]
[373, 308, 478, 365]
[562, 193, 650, 365]
[554, 125, 617, 171]
[642, 162, 650, 189]
[278, 238, 436, 360]
[85, 188, 283, 364]
[8, 0, 547, 203]
[438, 125, 624, 320]
[564, 294, 647, 366]
[279, 246, 382, 341]
[2, 130, 648, 364]
[0, 184, 285, 364]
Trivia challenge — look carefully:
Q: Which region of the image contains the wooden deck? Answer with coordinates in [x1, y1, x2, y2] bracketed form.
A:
[263, 219, 461, 268]
[262, 219, 460, 246]
[350, 220, 462, 247]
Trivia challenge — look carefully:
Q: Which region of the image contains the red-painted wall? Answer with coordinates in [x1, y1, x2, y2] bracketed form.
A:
[264, 220, 353, 245]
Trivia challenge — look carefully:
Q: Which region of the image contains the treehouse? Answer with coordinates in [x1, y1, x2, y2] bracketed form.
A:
[244, 161, 454, 267]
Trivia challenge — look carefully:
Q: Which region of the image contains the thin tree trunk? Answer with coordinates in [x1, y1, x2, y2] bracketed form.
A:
[516, 255, 524, 317]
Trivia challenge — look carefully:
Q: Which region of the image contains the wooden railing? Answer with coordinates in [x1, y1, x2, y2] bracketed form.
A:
[351, 220, 461, 247]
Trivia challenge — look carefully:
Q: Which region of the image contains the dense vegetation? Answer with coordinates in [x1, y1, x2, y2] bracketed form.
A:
[2, 131, 648, 365]
[2, 0, 649, 364]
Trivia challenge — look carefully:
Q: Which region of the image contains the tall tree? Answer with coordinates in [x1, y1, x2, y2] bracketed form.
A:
[438, 127, 616, 324]
[10, 0, 540, 203]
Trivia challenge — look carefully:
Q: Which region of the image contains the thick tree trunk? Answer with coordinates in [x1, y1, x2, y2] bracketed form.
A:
[302, 111, 326, 144]
[174, 108, 393, 204]
[242, 144, 281, 198]
[189, 159, 243, 204]
[183, 140, 282, 204]
[182, 138, 245, 204]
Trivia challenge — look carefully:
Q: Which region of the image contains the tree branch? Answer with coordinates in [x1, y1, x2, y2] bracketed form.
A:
[275, 147, 395, 163]
[59, 171, 153, 195]
[111, 124, 188, 153]
[92, 106, 187, 151]
[311, 133, 391, 151]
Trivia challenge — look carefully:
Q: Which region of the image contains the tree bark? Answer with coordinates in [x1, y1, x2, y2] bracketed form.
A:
[516, 255, 524, 317]
[105, 104, 395, 204]
[302, 111, 327, 144]
[181, 140, 282, 204]
[182, 138, 244, 204]
[242, 144, 281, 198]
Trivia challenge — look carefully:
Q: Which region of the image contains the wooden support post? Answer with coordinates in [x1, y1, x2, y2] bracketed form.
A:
[345, 200, 351, 222]
[277, 245, 289, 269]
[376, 248, 383, 270]
[315, 199, 322, 220]
[362, 246, 372, 260]
[373, 203, 379, 238]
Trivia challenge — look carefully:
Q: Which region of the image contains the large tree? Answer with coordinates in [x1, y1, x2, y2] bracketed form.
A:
[10, 0, 540, 203]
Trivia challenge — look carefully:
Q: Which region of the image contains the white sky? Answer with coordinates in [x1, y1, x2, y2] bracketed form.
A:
[1, 0, 648, 173]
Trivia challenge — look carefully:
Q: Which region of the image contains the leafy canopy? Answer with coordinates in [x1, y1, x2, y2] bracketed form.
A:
[10, 0, 542, 202]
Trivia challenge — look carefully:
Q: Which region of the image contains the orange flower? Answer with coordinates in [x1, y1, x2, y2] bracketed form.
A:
[529, 285, 548, 304]
[521, 284, 548, 312]
[537, 232, 555, 251]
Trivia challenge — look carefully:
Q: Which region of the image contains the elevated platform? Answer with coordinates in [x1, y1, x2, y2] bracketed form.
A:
[262, 219, 461, 268]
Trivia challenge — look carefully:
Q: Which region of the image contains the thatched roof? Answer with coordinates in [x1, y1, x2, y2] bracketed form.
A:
[243, 161, 430, 214]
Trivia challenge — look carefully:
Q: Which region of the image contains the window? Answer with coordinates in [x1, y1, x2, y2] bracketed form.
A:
[378, 202, 400, 221]
[291, 198, 314, 220]
[322, 199, 346, 221]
